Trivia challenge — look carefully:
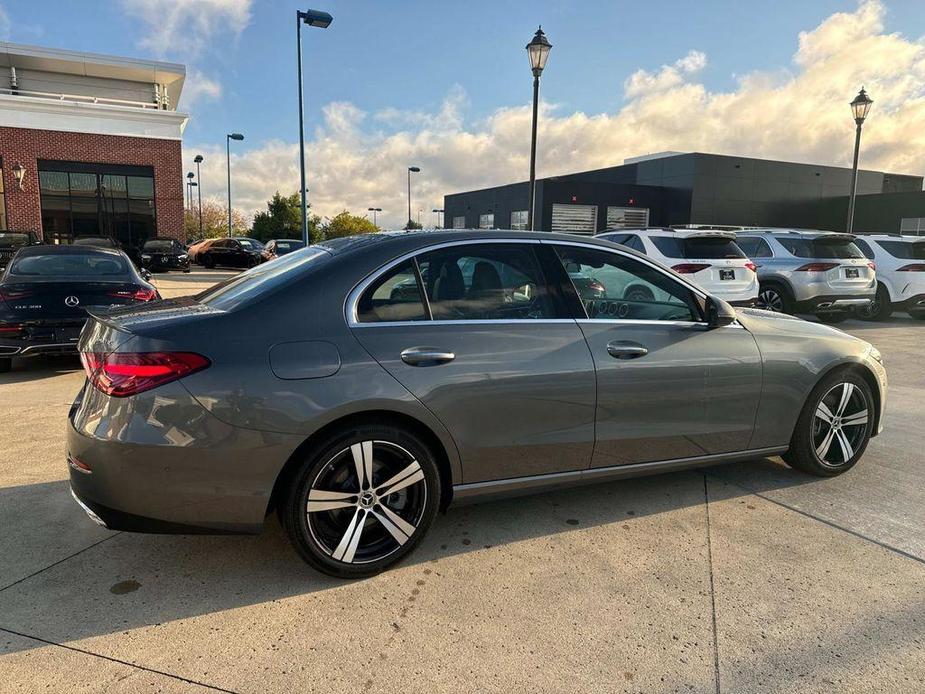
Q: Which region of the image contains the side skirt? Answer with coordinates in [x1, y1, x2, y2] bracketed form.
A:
[451, 446, 788, 506]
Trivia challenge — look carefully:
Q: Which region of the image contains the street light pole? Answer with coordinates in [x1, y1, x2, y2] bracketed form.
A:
[296, 9, 333, 246]
[368, 207, 382, 227]
[525, 26, 552, 232]
[185, 171, 194, 212]
[432, 208, 443, 228]
[407, 166, 420, 228]
[846, 87, 873, 234]
[194, 154, 204, 239]
[226, 132, 244, 237]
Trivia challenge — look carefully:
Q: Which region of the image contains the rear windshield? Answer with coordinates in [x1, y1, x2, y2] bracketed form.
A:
[144, 240, 181, 251]
[197, 247, 329, 310]
[778, 238, 864, 259]
[0, 233, 30, 248]
[10, 253, 128, 276]
[651, 236, 746, 259]
[878, 241, 925, 260]
[275, 241, 305, 254]
[237, 239, 263, 251]
[72, 237, 116, 247]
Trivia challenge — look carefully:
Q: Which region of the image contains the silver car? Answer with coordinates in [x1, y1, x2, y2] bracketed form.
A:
[735, 229, 876, 323]
[68, 230, 887, 578]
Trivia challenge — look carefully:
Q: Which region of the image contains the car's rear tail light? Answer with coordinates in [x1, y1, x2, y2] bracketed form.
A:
[671, 263, 711, 274]
[867, 262, 876, 271]
[744, 262, 757, 272]
[109, 288, 159, 302]
[0, 323, 23, 336]
[0, 288, 33, 301]
[81, 351, 210, 397]
[795, 263, 839, 272]
[897, 264, 925, 272]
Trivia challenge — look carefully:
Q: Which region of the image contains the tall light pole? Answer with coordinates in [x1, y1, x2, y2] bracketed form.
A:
[846, 87, 873, 234]
[226, 132, 244, 237]
[525, 26, 552, 231]
[407, 166, 420, 228]
[297, 9, 333, 246]
[193, 154, 204, 239]
[368, 207, 382, 227]
[432, 208, 444, 228]
[186, 171, 194, 210]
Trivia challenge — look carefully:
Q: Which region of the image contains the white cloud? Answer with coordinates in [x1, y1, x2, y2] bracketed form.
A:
[120, 0, 252, 58]
[186, 0, 925, 229]
[181, 69, 222, 108]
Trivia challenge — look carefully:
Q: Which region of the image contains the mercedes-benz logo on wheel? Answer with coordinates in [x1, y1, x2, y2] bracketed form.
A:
[64, 295, 80, 307]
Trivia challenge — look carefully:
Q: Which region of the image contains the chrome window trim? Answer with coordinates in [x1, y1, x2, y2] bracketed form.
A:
[344, 236, 720, 328]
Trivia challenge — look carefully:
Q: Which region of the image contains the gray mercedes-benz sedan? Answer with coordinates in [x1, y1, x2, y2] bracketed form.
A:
[68, 230, 887, 577]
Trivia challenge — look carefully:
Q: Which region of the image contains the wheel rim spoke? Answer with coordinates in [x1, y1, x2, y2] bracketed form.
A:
[841, 409, 868, 426]
[835, 429, 854, 462]
[376, 460, 424, 497]
[307, 489, 356, 513]
[815, 401, 834, 424]
[816, 426, 836, 460]
[332, 508, 367, 563]
[835, 383, 855, 418]
[372, 505, 415, 545]
[350, 441, 374, 490]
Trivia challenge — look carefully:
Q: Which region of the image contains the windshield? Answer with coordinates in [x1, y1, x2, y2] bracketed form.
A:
[878, 241, 925, 260]
[144, 240, 180, 252]
[779, 237, 864, 259]
[10, 252, 129, 277]
[651, 236, 746, 259]
[0, 233, 30, 248]
[197, 247, 329, 310]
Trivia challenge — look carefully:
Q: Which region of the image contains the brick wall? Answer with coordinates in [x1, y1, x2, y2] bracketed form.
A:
[0, 126, 184, 242]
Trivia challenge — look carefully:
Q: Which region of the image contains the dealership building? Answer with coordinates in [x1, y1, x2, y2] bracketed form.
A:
[444, 151, 925, 235]
[0, 41, 187, 246]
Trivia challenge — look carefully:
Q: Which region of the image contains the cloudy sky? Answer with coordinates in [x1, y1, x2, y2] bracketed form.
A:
[4, 0, 925, 227]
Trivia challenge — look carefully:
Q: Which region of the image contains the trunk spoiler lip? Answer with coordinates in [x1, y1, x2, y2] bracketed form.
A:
[84, 307, 135, 334]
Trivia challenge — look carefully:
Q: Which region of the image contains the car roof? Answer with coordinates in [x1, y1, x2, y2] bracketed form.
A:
[858, 234, 924, 242]
[272, 239, 304, 243]
[739, 228, 856, 240]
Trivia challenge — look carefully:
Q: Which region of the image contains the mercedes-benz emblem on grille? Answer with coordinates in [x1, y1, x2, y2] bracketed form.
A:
[65, 295, 80, 307]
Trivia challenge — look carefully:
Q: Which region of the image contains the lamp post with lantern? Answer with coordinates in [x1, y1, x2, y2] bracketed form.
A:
[525, 26, 551, 231]
[846, 87, 873, 234]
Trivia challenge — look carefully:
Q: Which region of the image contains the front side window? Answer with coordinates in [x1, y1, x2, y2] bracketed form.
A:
[356, 260, 428, 323]
[737, 236, 773, 258]
[554, 245, 701, 322]
[478, 213, 494, 229]
[418, 244, 555, 321]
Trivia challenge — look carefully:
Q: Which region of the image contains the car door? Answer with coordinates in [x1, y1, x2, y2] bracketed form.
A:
[349, 241, 597, 483]
[549, 243, 763, 467]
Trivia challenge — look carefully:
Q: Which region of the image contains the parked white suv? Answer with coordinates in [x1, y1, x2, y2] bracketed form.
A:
[596, 228, 759, 306]
[852, 234, 925, 321]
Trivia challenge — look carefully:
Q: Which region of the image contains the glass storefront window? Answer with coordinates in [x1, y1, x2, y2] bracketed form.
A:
[37, 167, 156, 249]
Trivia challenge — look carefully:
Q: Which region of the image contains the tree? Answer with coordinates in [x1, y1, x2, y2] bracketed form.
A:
[184, 198, 248, 242]
[404, 219, 423, 230]
[322, 210, 380, 240]
[250, 191, 320, 243]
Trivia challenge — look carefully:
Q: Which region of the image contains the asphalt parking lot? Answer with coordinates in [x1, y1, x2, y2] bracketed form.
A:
[1, 269, 922, 693]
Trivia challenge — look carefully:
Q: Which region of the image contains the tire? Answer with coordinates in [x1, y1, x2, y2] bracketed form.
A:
[0, 358, 10, 373]
[817, 312, 848, 324]
[909, 311, 925, 321]
[756, 283, 792, 314]
[202, 255, 215, 269]
[281, 424, 441, 578]
[859, 283, 892, 321]
[783, 369, 874, 477]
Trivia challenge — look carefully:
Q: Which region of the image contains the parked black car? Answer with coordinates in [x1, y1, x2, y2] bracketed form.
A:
[260, 239, 306, 263]
[0, 245, 159, 372]
[0, 231, 42, 271]
[199, 237, 264, 269]
[141, 238, 190, 273]
[72, 236, 143, 269]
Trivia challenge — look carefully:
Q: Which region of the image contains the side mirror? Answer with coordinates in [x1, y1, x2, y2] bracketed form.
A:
[140, 269, 152, 281]
[705, 295, 737, 328]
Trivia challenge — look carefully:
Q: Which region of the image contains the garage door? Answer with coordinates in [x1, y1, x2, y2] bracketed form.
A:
[606, 206, 650, 229]
[551, 204, 598, 235]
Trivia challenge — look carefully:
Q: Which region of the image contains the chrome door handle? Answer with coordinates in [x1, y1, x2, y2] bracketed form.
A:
[606, 341, 648, 359]
[400, 347, 456, 366]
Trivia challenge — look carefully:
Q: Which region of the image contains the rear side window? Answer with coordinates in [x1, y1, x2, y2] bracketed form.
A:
[651, 236, 746, 259]
[853, 239, 875, 259]
[736, 237, 773, 258]
[878, 241, 925, 260]
[417, 244, 556, 321]
[778, 238, 864, 259]
[356, 261, 427, 323]
[10, 252, 127, 276]
[197, 248, 328, 310]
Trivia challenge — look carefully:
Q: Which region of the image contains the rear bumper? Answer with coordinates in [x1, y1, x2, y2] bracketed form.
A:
[0, 319, 84, 357]
[793, 294, 874, 314]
